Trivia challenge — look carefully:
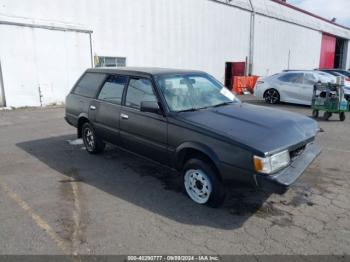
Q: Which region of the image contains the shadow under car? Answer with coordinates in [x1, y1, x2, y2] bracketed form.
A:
[17, 134, 277, 230]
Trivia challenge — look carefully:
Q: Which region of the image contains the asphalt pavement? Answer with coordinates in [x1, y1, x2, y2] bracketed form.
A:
[0, 96, 349, 255]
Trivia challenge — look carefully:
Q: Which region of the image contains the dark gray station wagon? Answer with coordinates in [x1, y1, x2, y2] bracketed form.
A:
[65, 67, 321, 207]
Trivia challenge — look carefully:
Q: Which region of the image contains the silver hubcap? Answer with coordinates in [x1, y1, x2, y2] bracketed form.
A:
[184, 169, 212, 204]
[265, 89, 279, 104]
[84, 128, 95, 150]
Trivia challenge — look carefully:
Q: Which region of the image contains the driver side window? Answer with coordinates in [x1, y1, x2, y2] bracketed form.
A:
[125, 78, 157, 109]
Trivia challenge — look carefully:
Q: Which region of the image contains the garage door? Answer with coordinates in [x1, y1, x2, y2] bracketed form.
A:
[0, 25, 91, 107]
[319, 33, 336, 69]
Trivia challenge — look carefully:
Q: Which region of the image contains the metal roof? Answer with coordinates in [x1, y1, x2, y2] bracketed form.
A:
[270, 0, 350, 31]
[213, 0, 350, 39]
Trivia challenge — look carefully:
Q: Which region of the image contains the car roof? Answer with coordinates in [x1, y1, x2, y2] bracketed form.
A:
[317, 68, 345, 71]
[282, 70, 321, 74]
[282, 70, 334, 75]
[86, 67, 205, 76]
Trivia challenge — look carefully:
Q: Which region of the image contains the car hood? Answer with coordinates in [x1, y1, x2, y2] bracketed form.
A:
[177, 103, 319, 155]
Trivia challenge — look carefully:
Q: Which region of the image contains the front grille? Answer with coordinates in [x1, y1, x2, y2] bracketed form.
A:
[289, 145, 306, 161]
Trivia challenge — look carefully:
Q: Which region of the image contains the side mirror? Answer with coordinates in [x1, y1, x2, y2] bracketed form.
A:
[140, 101, 161, 114]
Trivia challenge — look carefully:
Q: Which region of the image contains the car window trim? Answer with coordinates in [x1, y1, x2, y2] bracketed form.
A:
[96, 74, 129, 105]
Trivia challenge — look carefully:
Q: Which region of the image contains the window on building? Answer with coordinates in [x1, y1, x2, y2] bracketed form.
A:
[74, 73, 107, 98]
[125, 78, 157, 109]
[278, 73, 304, 84]
[98, 75, 128, 104]
[95, 56, 126, 67]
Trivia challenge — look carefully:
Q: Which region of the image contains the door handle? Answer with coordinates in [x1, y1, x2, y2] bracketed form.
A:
[120, 113, 129, 120]
[90, 105, 96, 110]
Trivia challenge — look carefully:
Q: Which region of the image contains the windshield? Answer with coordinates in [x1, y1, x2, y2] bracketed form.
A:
[155, 73, 239, 112]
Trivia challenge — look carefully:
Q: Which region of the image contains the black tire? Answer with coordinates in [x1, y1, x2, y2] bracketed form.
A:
[312, 109, 319, 118]
[182, 158, 226, 207]
[82, 122, 105, 154]
[340, 112, 346, 122]
[264, 89, 280, 104]
[323, 112, 332, 121]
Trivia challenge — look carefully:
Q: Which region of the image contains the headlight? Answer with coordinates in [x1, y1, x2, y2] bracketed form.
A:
[253, 150, 290, 174]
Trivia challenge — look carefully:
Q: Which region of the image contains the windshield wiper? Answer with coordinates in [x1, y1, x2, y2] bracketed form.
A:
[177, 108, 200, 113]
[178, 105, 212, 112]
[177, 103, 232, 112]
[212, 101, 233, 108]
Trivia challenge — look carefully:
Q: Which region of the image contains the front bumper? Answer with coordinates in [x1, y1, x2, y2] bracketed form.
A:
[255, 142, 321, 194]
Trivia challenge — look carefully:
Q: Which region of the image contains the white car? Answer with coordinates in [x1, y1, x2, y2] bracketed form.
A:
[254, 70, 350, 105]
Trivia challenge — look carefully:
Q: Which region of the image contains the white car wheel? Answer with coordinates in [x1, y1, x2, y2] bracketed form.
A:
[184, 169, 212, 204]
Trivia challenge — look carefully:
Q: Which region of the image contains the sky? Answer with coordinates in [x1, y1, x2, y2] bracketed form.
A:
[288, 0, 350, 27]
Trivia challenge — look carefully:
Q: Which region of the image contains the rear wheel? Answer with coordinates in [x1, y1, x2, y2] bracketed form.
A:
[340, 112, 346, 121]
[264, 89, 280, 104]
[82, 122, 105, 154]
[183, 158, 225, 207]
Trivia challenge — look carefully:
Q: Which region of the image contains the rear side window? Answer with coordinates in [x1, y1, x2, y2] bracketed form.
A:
[278, 73, 303, 84]
[125, 78, 157, 109]
[74, 73, 107, 98]
[98, 75, 128, 105]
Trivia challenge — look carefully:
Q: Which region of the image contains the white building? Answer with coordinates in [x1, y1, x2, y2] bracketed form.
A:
[0, 0, 349, 107]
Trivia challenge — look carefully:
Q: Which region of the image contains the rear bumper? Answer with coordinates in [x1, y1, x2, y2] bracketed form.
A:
[64, 114, 78, 127]
[64, 116, 73, 126]
[255, 142, 321, 194]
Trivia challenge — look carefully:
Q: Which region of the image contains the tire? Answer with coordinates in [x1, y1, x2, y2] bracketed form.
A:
[183, 158, 226, 207]
[312, 109, 319, 118]
[82, 122, 105, 154]
[264, 89, 280, 104]
[340, 112, 346, 122]
[323, 112, 332, 121]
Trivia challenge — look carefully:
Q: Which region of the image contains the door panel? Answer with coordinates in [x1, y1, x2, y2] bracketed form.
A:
[281, 83, 304, 103]
[277, 73, 304, 103]
[90, 100, 121, 145]
[301, 73, 317, 104]
[120, 77, 168, 164]
[89, 75, 128, 145]
[120, 107, 168, 164]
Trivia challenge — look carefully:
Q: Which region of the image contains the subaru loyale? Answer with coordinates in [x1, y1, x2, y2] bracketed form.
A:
[65, 68, 321, 207]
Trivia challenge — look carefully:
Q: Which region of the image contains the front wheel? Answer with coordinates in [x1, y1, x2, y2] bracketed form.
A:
[183, 158, 225, 207]
[82, 122, 105, 154]
[264, 89, 280, 104]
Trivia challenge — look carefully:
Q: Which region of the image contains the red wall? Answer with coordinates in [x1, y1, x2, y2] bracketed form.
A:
[319, 34, 336, 69]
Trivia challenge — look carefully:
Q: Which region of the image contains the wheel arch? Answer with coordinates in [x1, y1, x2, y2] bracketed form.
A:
[263, 87, 280, 97]
[174, 142, 222, 180]
[77, 113, 89, 138]
[263, 87, 281, 103]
